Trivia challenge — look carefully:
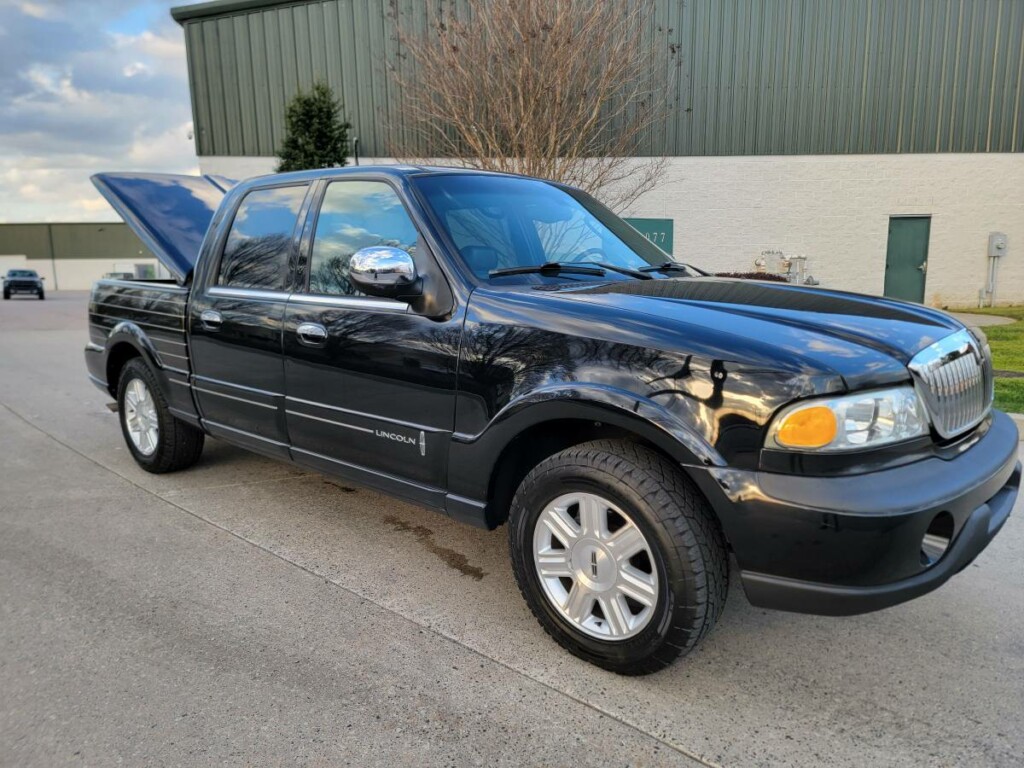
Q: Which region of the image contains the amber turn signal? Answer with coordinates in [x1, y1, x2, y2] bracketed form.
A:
[774, 405, 838, 448]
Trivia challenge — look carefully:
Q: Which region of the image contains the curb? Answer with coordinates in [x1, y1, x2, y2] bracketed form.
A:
[1010, 413, 1024, 442]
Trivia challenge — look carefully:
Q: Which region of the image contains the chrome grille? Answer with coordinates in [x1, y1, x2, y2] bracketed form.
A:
[909, 329, 993, 439]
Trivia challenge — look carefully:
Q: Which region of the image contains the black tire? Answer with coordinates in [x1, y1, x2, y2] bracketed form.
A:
[117, 358, 204, 473]
[37, 290, 44, 300]
[2, 290, 9, 300]
[509, 439, 728, 675]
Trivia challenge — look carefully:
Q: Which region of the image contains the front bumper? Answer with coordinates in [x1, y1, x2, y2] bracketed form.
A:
[692, 409, 1020, 616]
[5, 282, 42, 293]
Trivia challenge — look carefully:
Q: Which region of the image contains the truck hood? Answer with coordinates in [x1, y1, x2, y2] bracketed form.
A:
[91, 173, 236, 284]
[539, 277, 964, 389]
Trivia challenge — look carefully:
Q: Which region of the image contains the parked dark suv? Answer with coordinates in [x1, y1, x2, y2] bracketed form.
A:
[3, 269, 45, 300]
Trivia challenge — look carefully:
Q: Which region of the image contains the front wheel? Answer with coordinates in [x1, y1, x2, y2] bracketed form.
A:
[37, 289, 44, 300]
[508, 439, 728, 675]
[117, 358, 204, 473]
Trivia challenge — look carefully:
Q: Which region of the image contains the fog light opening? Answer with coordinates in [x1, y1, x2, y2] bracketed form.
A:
[920, 512, 954, 567]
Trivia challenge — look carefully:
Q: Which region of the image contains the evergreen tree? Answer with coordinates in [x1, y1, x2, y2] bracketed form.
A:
[276, 82, 350, 172]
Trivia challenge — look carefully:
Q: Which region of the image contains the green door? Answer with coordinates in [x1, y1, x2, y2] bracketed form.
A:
[883, 216, 930, 303]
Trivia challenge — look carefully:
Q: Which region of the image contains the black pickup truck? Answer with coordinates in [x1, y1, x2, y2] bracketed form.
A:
[4, 268, 45, 300]
[86, 167, 1020, 674]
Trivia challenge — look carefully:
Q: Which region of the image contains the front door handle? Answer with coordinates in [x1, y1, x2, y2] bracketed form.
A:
[296, 322, 328, 346]
[918, 261, 928, 273]
[200, 309, 222, 330]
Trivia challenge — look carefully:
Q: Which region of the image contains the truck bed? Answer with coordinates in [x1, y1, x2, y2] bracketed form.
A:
[87, 280, 196, 422]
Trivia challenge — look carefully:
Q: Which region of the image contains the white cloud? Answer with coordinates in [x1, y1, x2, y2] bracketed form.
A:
[123, 61, 150, 78]
[0, 2, 198, 221]
[113, 28, 185, 61]
[18, 2, 56, 20]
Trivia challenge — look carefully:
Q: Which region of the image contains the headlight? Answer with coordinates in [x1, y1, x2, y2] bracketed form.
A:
[766, 386, 929, 452]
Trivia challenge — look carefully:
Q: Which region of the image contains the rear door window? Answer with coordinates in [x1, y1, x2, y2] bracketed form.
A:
[217, 185, 307, 290]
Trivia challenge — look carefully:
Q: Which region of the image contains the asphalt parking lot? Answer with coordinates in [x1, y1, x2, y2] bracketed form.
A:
[2, 291, 1022, 767]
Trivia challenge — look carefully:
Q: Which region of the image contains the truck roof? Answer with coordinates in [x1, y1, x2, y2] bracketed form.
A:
[91, 165, 551, 285]
[235, 164, 526, 188]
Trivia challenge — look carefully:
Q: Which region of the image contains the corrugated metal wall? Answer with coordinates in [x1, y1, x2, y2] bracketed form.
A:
[177, 0, 1024, 158]
[0, 223, 152, 261]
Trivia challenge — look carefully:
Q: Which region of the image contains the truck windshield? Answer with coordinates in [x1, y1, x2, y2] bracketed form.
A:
[7, 270, 37, 277]
[412, 174, 682, 283]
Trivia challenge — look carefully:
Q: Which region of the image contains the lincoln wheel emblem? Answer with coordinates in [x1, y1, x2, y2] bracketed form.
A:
[590, 550, 598, 578]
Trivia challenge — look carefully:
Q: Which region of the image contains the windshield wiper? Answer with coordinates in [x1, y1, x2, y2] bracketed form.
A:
[639, 261, 707, 276]
[489, 261, 606, 278]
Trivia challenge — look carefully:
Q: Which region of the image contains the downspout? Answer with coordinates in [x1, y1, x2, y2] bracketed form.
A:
[47, 223, 59, 290]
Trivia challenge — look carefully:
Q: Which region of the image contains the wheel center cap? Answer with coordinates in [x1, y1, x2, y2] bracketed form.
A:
[570, 540, 615, 591]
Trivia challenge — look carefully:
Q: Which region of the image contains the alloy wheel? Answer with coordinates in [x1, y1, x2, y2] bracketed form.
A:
[532, 491, 659, 640]
[124, 378, 159, 456]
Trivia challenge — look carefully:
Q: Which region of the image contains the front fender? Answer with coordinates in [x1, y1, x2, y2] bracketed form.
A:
[446, 383, 724, 511]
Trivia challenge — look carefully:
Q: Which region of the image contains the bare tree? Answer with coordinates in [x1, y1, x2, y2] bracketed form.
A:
[388, 0, 675, 210]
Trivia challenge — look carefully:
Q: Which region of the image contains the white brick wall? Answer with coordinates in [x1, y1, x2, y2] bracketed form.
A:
[200, 153, 1024, 307]
[622, 154, 1024, 308]
[0, 255, 168, 291]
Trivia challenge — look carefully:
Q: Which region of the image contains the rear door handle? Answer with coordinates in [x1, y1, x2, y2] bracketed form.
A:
[296, 322, 328, 346]
[200, 309, 222, 330]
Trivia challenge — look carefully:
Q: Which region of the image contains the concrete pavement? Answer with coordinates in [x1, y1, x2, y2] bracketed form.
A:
[2, 292, 1022, 766]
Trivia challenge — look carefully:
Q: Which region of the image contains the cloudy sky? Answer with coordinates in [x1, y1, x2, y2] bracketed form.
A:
[0, 0, 197, 222]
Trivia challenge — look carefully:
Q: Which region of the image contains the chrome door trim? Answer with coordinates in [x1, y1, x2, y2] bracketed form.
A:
[203, 419, 289, 447]
[193, 374, 282, 399]
[284, 409, 374, 434]
[285, 395, 443, 432]
[193, 386, 278, 410]
[287, 293, 409, 312]
[207, 286, 292, 302]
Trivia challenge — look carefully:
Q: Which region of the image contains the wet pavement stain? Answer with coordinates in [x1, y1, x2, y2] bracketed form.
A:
[324, 480, 358, 493]
[382, 514, 486, 580]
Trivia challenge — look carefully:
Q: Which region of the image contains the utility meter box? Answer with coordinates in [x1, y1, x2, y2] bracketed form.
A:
[988, 232, 1008, 258]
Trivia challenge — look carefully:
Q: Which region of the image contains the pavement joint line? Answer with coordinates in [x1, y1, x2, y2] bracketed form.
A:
[0, 400, 721, 768]
[159, 472, 318, 494]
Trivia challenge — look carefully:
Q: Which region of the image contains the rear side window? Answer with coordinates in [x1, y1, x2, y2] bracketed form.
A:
[218, 185, 307, 290]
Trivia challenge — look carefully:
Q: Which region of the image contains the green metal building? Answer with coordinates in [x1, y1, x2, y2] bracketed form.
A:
[168, 0, 1023, 307]
[172, 0, 1024, 160]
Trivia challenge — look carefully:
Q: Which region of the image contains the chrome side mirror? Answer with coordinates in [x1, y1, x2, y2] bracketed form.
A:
[348, 246, 420, 299]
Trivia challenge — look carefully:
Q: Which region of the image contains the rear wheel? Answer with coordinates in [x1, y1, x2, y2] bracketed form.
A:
[509, 439, 728, 675]
[117, 358, 204, 473]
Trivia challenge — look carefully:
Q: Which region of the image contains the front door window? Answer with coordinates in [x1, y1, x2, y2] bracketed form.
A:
[308, 181, 420, 296]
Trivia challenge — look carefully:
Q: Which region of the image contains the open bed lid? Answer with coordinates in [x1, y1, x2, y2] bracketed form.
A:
[91, 172, 236, 284]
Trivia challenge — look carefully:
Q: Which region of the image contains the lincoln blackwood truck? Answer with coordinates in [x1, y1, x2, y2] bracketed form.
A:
[86, 167, 1020, 674]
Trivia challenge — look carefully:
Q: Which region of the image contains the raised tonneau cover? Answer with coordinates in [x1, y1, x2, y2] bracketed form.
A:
[91, 173, 236, 284]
